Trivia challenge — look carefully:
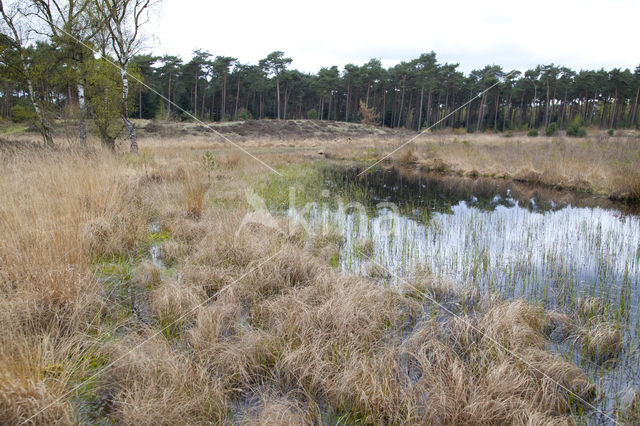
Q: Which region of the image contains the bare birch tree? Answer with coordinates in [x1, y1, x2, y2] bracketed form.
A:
[97, 0, 155, 153]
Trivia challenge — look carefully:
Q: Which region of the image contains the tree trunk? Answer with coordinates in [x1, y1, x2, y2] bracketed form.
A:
[466, 90, 473, 131]
[77, 82, 86, 146]
[201, 82, 206, 119]
[25, 68, 54, 146]
[334, 91, 338, 121]
[589, 90, 598, 125]
[493, 94, 499, 130]
[221, 73, 227, 120]
[550, 85, 557, 124]
[167, 72, 172, 119]
[417, 84, 424, 131]
[530, 84, 537, 128]
[442, 88, 449, 130]
[194, 70, 198, 117]
[544, 81, 550, 127]
[449, 90, 455, 128]
[381, 91, 386, 126]
[345, 80, 350, 121]
[283, 86, 289, 119]
[426, 89, 432, 128]
[560, 87, 568, 128]
[476, 92, 486, 132]
[610, 88, 617, 128]
[630, 86, 639, 128]
[502, 93, 511, 131]
[276, 77, 281, 119]
[209, 89, 215, 120]
[235, 78, 241, 118]
[121, 65, 137, 153]
[396, 76, 405, 128]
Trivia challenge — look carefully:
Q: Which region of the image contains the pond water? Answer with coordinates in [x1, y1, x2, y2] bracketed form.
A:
[294, 166, 640, 422]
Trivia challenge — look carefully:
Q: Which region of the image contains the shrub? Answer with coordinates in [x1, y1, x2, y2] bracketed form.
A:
[545, 122, 557, 137]
[607, 129, 614, 136]
[10, 104, 35, 123]
[398, 148, 417, 166]
[527, 129, 538, 137]
[359, 100, 379, 125]
[234, 107, 252, 121]
[566, 116, 587, 137]
[306, 108, 317, 120]
[453, 127, 466, 135]
[504, 130, 514, 137]
[180, 111, 194, 122]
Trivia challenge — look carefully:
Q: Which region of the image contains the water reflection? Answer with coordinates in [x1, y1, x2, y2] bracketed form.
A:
[301, 166, 640, 419]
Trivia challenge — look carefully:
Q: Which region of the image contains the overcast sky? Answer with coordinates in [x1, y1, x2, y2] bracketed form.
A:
[147, 0, 639, 75]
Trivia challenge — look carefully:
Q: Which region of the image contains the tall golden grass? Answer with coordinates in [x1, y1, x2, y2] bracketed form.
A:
[0, 146, 152, 423]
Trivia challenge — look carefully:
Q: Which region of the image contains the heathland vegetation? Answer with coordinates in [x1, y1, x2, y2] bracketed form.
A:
[2, 139, 630, 424]
[2, 0, 640, 424]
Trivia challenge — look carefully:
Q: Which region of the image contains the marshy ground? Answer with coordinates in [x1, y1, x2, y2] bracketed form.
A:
[1, 120, 639, 424]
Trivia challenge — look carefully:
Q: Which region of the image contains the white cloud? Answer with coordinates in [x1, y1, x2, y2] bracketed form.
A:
[146, 0, 640, 73]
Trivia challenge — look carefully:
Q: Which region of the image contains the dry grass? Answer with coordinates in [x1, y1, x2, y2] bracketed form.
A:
[108, 335, 227, 424]
[579, 321, 623, 363]
[398, 147, 417, 167]
[0, 135, 606, 423]
[324, 131, 640, 199]
[0, 147, 150, 423]
[183, 166, 209, 218]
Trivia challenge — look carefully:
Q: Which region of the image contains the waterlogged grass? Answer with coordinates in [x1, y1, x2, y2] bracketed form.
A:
[260, 164, 640, 421]
[3, 142, 638, 424]
[0, 123, 29, 135]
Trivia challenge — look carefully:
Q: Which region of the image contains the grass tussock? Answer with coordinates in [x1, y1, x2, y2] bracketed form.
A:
[398, 147, 417, 167]
[579, 321, 623, 363]
[183, 166, 209, 218]
[108, 335, 227, 424]
[0, 335, 76, 425]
